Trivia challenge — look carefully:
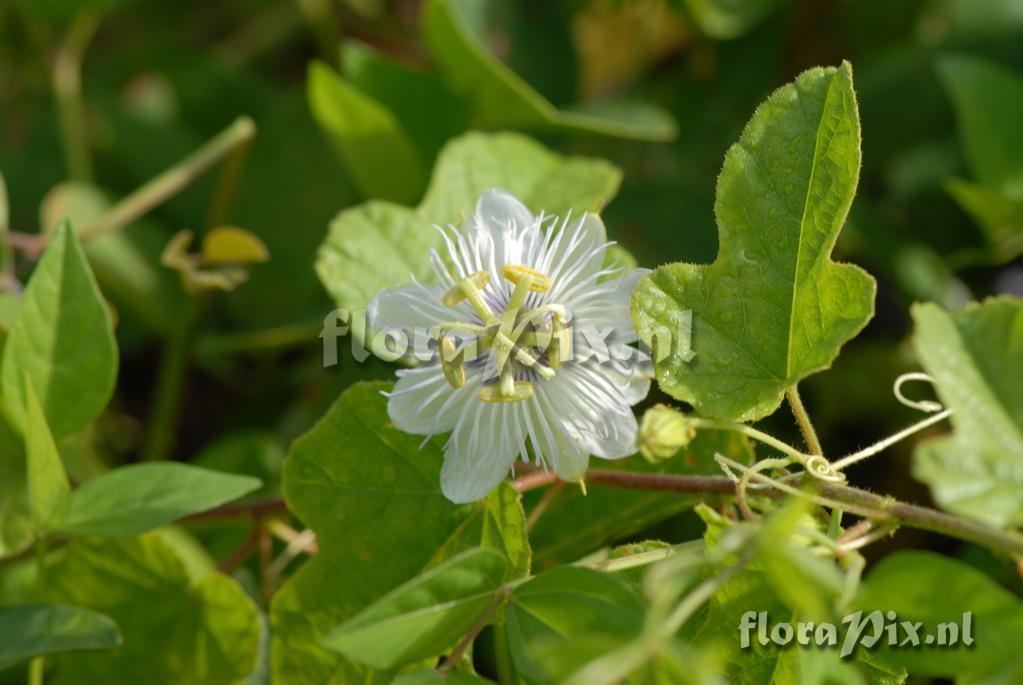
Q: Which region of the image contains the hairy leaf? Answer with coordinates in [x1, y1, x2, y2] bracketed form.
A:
[911, 297, 1023, 527]
[632, 62, 874, 421]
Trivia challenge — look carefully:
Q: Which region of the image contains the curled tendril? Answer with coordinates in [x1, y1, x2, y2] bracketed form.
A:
[804, 454, 846, 483]
[893, 372, 944, 413]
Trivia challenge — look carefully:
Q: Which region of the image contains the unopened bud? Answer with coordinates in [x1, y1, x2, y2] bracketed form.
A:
[638, 404, 695, 462]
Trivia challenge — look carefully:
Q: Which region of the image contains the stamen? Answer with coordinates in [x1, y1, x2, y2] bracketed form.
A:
[442, 270, 495, 322]
[499, 365, 515, 397]
[440, 337, 466, 389]
[548, 315, 572, 368]
[479, 380, 534, 403]
[501, 264, 553, 292]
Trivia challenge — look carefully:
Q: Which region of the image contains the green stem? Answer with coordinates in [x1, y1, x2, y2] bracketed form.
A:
[143, 302, 201, 461]
[687, 417, 810, 463]
[28, 535, 48, 682]
[27, 657, 44, 685]
[206, 129, 253, 229]
[78, 116, 257, 242]
[195, 319, 324, 358]
[53, 9, 101, 183]
[786, 385, 824, 456]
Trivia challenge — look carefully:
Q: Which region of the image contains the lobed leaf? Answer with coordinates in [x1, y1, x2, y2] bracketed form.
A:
[632, 62, 875, 421]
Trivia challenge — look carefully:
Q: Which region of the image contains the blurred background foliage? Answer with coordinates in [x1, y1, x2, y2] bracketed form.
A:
[2, 0, 1023, 669]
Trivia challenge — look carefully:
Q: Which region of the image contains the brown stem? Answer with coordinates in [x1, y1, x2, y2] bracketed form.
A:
[218, 529, 260, 573]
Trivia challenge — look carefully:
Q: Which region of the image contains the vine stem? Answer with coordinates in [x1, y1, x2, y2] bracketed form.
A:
[510, 469, 1023, 558]
[831, 409, 952, 471]
[786, 385, 824, 456]
[78, 116, 256, 242]
[687, 417, 810, 463]
[183, 469, 1023, 560]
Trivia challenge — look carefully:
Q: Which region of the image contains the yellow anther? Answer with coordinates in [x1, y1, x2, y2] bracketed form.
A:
[501, 264, 552, 292]
[479, 381, 534, 403]
[440, 337, 466, 389]
[442, 271, 491, 308]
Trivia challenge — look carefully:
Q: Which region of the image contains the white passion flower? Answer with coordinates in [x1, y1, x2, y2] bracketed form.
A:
[368, 189, 651, 503]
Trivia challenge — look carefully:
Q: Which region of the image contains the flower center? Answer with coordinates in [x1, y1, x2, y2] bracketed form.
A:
[438, 264, 571, 402]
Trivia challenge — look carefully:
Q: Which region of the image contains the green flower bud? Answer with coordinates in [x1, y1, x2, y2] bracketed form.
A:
[638, 404, 695, 462]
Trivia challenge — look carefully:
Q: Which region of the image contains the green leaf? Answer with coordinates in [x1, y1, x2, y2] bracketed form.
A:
[479, 482, 530, 578]
[270, 382, 528, 685]
[421, 0, 676, 142]
[632, 62, 875, 421]
[0, 424, 31, 558]
[938, 55, 1023, 195]
[308, 60, 427, 204]
[316, 131, 621, 312]
[23, 376, 71, 535]
[944, 177, 1023, 262]
[0, 605, 122, 670]
[529, 428, 752, 566]
[48, 533, 261, 684]
[505, 566, 645, 684]
[911, 297, 1023, 527]
[38, 181, 189, 338]
[683, 565, 904, 685]
[322, 548, 508, 670]
[60, 463, 262, 537]
[343, 43, 469, 166]
[859, 550, 1023, 679]
[1, 223, 118, 439]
